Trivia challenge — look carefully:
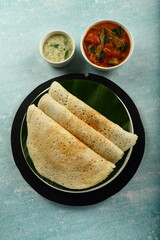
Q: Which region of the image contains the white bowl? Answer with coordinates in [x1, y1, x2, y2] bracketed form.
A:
[40, 30, 75, 68]
[80, 20, 134, 71]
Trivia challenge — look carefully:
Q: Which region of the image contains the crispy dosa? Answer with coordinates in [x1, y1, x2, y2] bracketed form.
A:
[49, 81, 138, 151]
[38, 93, 124, 163]
[26, 105, 115, 189]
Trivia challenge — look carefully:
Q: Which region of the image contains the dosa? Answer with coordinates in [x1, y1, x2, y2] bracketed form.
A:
[26, 105, 115, 189]
[49, 81, 138, 151]
[38, 93, 124, 163]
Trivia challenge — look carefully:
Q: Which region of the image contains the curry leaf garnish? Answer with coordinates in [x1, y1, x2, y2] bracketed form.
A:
[54, 44, 59, 48]
[98, 51, 106, 60]
[120, 44, 126, 52]
[64, 37, 68, 46]
[50, 44, 59, 48]
[104, 36, 110, 43]
[90, 45, 96, 53]
[64, 50, 69, 59]
[112, 26, 122, 38]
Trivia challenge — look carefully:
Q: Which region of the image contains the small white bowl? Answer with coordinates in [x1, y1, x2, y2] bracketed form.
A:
[40, 30, 75, 68]
[80, 20, 134, 71]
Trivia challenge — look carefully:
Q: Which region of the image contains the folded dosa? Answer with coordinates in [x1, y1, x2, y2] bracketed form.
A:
[26, 105, 115, 189]
[38, 94, 124, 163]
[49, 81, 138, 151]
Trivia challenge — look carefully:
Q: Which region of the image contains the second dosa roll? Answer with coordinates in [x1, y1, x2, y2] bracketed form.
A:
[49, 81, 138, 151]
[38, 93, 124, 163]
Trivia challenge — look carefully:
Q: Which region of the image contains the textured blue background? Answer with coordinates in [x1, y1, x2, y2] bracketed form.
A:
[0, 0, 160, 239]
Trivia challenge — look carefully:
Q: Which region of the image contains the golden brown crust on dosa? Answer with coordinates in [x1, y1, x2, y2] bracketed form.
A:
[26, 105, 115, 189]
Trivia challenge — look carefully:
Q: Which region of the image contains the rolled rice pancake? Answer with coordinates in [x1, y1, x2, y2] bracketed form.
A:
[49, 81, 138, 151]
[26, 105, 115, 189]
[38, 94, 124, 163]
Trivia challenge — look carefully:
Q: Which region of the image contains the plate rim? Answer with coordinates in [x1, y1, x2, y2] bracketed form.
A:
[11, 73, 145, 206]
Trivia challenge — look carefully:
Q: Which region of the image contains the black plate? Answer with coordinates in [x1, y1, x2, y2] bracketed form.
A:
[11, 73, 145, 206]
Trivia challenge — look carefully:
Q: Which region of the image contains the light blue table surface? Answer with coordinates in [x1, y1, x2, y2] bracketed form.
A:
[0, 0, 160, 239]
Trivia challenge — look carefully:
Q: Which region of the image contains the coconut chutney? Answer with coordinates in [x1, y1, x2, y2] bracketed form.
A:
[43, 34, 73, 62]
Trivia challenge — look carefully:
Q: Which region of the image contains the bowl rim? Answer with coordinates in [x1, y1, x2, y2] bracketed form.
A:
[39, 30, 75, 65]
[80, 19, 134, 70]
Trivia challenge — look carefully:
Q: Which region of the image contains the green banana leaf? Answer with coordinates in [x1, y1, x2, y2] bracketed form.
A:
[21, 79, 132, 192]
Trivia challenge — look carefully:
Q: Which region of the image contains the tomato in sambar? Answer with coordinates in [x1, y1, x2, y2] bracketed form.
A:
[83, 21, 131, 67]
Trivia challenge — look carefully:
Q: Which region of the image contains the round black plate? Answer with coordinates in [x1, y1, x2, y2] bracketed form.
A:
[11, 73, 145, 206]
